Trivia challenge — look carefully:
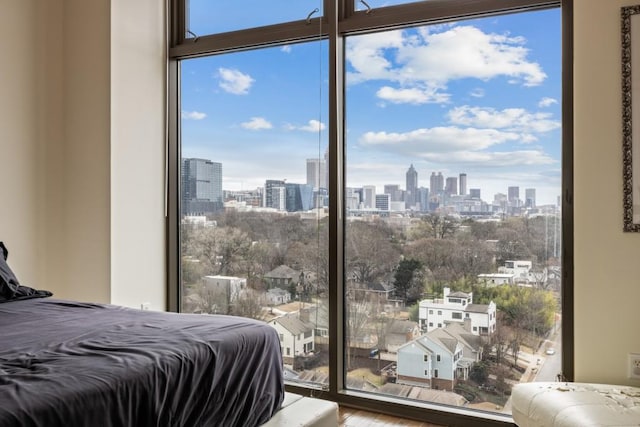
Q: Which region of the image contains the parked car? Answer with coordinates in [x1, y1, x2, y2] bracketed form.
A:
[545, 348, 556, 355]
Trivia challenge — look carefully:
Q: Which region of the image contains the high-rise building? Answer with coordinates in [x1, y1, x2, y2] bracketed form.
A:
[405, 164, 418, 209]
[508, 186, 520, 205]
[430, 172, 444, 194]
[445, 177, 458, 196]
[525, 188, 536, 208]
[384, 184, 404, 202]
[181, 158, 223, 215]
[362, 185, 376, 209]
[306, 158, 326, 191]
[459, 173, 467, 196]
[417, 187, 429, 212]
[375, 194, 391, 211]
[264, 179, 286, 209]
[469, 188, 481, 199]
[285, 183, 314, 212]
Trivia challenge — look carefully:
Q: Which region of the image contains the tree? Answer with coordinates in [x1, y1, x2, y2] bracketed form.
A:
[346, 220, 400, 285]
[408, 214, 459, 240]
[393, 258, 422, 302]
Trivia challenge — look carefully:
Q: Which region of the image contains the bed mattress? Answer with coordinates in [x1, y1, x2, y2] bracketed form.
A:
[0, 298, 284, 427]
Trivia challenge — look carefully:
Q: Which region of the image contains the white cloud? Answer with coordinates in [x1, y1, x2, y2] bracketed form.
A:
[469, 88, 485, 98]
[181, 110, 207, 120]
[281, 45, 292, 53]
[359, 126, 520, 153]
[241, 117, 273, 130]
[347, 25, 546, 105]
[218, 67, 255, 95]
[422, 150, 556, 167]
[376, 86, 450, 104]
[538, 97, 558, 108]
[284, 119, 326, 132]
[448, 105, 560, 134]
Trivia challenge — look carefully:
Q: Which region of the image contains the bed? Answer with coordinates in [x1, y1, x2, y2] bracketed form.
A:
[0, 243, 285, 427]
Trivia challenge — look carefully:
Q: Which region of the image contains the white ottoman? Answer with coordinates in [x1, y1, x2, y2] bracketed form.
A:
[261, 392, 338, 427]
[512, 382, 640, 427]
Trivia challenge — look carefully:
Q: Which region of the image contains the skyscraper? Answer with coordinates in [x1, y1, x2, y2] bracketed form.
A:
[181, 158, 223, 215]
[430, 172, 444, 194]
[525, 188, 536, 208]
[508, 186, 521, 208]
[306, 158, 326, 190]
[445, 177, 458, 196]
[285, 183, 314, 212]
[264, 179, 286, 209]
[459, 173, 467, 196]
[406, 164, 418, 209]
[363, 185, 376, 209]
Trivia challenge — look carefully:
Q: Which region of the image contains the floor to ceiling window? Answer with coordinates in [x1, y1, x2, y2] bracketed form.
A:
[168, 1, 572, 425]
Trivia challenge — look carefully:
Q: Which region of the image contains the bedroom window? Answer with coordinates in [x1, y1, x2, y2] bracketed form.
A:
[169, 1, 572, 425]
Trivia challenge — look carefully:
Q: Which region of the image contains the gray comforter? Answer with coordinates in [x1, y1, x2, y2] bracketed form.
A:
[0, 298, 284, 427]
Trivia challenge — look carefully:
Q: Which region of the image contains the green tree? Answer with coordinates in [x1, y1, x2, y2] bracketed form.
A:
[393, 258, 422, 302]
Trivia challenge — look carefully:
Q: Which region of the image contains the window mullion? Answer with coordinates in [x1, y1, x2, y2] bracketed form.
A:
[328, 0, 346, 397]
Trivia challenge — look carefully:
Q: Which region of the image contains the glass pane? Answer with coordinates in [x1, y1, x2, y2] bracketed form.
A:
[180, 41, 329, 389]
[345, 9, 561, 415]
[355, 0, 430, 12]
[187, 0, 324, 36]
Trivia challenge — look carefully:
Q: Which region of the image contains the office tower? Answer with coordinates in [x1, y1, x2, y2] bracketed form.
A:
[363, 185, 376, 209]
[384, 184, 403, 202]
[445, 177, 458, 195]
[417, 187, 429, 212]
[459, 173, 467, 196]
[181, 158, 223, 215]
[345, 187, 361, 210]
[306, 158, 326, 191]
[525, 188, 536, 208]
[285, 183, 314, 212]
[264, 179, 286, 209]
[375, 194, 391, 211]
[430, 171, 444, 194]
[406, 164, 418, 209]
[508, 186, 520, 204]
[469, 188, 481, 199]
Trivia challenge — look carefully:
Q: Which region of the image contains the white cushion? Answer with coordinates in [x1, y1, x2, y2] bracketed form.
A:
[262, 393, 338, 427]
[512, 382, 640, 427]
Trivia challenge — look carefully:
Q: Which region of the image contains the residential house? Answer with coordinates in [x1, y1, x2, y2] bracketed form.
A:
[269, 310, 315, 366]
[418, 287, 497, 336]
[397, 323, 483, 391]
[384, 320, 421, 354]
[266, 287, 291, 306]
[264, 265, 302, 290]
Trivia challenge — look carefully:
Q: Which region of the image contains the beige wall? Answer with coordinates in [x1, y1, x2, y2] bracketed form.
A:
[0, 0, 165, 308]
[574, 0, 640, 386]
[2, 0, 640, 385]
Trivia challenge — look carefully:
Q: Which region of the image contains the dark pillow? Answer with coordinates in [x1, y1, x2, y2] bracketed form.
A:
[0, 242, 52, 302]
[0, 242, 20, 299]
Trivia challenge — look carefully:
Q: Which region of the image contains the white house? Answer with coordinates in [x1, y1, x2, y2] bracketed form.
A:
[397, 323, 484, 391]
[477, 273, 514, 286]
[266, 287, 291, 306]
[498, 260, 532, 283]
[418, 287, 497, 336]
[202, 275, 246, 300]
[397, 330, 463, 391]
[269, 310, 315, 366]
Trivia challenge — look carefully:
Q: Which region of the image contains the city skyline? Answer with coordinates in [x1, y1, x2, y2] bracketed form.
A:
[181, 9, 561, 206]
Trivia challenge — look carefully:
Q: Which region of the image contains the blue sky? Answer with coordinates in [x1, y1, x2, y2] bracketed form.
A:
[181, 6, 562, 205]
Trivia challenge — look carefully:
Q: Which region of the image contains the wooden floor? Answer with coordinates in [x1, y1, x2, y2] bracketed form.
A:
[339, 406, 444, 427]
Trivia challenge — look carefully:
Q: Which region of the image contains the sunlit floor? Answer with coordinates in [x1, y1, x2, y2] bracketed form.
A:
[339, 406, 444, 427]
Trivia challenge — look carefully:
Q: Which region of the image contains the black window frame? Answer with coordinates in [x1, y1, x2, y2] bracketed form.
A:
[166, 1, 574, 425]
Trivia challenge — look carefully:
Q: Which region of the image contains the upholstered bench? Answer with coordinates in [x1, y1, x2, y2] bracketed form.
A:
[512, 382, 640, 426]
[262, 392, 339, 427]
